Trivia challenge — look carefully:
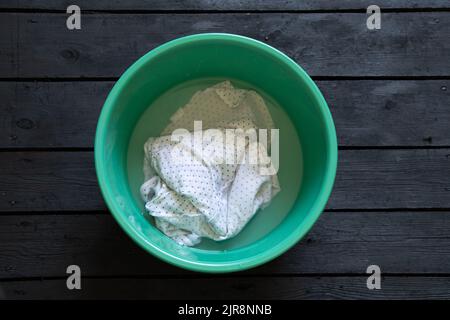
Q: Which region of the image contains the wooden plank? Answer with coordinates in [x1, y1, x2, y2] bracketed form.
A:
[1, 150, 449, 212]
[2, 276, 450, 300]
[1, 211, 450, 278]
[0, 152, 104, 211]
[325, 80, 450, 147]
[0, 82, 112, 148]
[333, 149, 450, 209]
[1, 80, 449, 148]
[1, 12, 449, 77]
[0, 1, 448, 11]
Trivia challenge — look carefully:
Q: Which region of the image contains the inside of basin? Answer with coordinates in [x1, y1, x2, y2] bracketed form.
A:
[126, 77, 303, 250]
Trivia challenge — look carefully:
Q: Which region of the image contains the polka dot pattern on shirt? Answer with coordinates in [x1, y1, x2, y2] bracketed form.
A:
[140, 81, 280, 246]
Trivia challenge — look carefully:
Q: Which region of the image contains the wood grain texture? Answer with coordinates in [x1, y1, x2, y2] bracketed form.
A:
[0, 1, 449, 301]
[1, 211, 450, 278]
[1, 150, 449, 212]
[0, 82, 112, 148]
[0, 152, 104, 211]
[2, 276, 450, 300]
[0, 0, 448, 11]
[1, 80, 449, 148]
[1, 12, 449, 77]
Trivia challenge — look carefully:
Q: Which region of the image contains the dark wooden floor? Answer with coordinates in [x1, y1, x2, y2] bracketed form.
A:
[0, 1, 449, 300]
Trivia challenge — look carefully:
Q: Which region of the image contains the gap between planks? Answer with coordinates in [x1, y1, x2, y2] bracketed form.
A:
[1, 8, 450, 14]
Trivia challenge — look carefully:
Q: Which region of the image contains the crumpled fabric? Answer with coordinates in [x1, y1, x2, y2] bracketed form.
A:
[140, 81, 280, 246]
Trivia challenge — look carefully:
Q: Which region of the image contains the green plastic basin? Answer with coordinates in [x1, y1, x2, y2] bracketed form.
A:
[94, 33, 337, 273]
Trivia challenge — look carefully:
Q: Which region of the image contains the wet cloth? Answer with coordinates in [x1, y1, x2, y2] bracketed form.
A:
[140, 81, 280, 246]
